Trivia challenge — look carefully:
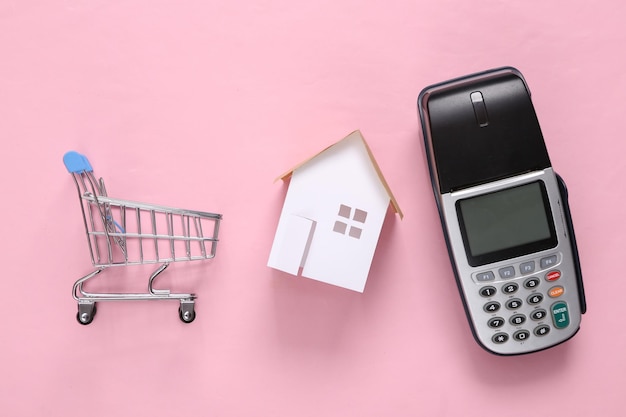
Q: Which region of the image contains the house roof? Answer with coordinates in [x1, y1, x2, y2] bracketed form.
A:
[275, 130, 404, 219]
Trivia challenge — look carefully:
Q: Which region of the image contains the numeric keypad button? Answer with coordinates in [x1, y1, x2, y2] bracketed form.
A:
[513, 330, 531, 341]
[502, 283, 519, 295]
[505, 298, 523, 310]
[510, 314, 526, 326]
[534, 325, 551, 337]
[531, 309, 548, 321]
[524, 277, 540, 289]
[479, 286, 497, 298]
[492, 333, 509, 344]
[484, 301, 501, 313]
[527, 293, 544, 305]
[488, 317, 505, 329]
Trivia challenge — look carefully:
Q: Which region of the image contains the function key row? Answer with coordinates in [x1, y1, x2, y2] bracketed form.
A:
[476, 254, 559, 282]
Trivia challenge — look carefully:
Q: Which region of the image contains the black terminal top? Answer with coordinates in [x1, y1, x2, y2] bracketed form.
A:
[423, 69, 551, 193]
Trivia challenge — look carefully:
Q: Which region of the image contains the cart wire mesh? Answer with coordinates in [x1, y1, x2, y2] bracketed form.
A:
[63, 151, 222, 324]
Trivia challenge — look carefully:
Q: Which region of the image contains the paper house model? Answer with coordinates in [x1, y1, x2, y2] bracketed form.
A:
[267, 130, 403, 292]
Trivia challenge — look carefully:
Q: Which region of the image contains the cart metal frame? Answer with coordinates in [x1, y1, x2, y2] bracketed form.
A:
[64, 151, 222, 324]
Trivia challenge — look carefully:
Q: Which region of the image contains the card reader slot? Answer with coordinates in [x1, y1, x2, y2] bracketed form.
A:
[556, 174, 587, 314]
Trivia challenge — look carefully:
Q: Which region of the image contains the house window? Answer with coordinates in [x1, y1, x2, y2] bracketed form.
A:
[333, 204, 368, 239]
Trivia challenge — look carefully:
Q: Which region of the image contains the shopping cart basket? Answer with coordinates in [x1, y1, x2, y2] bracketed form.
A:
[63, 151, 222, 325]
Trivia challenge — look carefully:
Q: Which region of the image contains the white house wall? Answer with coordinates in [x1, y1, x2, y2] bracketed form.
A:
[270, 134, 391, 292]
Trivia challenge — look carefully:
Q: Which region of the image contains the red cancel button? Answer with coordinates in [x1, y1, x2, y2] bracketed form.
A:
[546, 270, 561, 282]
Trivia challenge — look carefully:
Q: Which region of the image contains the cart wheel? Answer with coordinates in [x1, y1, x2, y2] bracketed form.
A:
[179, 306, 196, 323]
[77, 304, 97, 325]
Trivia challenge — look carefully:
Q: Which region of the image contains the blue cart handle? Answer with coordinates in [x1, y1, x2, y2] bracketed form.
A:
[63, 151, 93, 173]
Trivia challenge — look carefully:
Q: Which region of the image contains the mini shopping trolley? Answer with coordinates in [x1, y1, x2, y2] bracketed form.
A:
[63, 151, 222, 325]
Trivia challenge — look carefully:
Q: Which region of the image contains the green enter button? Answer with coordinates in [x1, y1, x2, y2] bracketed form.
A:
[551, 301, 570, 329]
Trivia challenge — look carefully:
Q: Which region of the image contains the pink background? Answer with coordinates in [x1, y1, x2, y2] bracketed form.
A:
[1, 1, 624, 415]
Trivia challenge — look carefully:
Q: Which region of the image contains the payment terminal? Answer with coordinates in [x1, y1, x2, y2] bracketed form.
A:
[418, 67, 586, 355]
